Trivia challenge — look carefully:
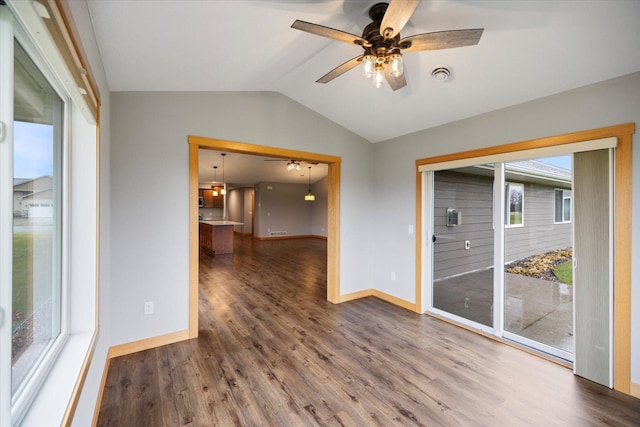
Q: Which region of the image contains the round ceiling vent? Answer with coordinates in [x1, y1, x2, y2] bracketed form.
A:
[431, 67, 451, 82]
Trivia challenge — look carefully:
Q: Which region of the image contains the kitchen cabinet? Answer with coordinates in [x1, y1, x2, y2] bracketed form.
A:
[199, 188, 224, 208]
[199, 220, 243, 254]
[199, 222, 214, 253]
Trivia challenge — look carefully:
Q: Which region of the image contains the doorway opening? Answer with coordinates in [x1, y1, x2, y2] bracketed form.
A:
[187, 135, 342, 337]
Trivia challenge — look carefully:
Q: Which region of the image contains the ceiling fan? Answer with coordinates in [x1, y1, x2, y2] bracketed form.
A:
[291, 0, 483, 90]
[264, 159, 318, 171]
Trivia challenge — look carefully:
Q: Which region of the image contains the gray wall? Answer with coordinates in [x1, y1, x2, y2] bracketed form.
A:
[228, 187, 246, 232]
[253, 180, 327, 238]
[505, 182, 572, 262]
[311, 177, 328, 237]
[243, 188, 254, 235]
[373, 71, 640, 387]
[254, 181, 313, 237]
[109, 91, 374, 347]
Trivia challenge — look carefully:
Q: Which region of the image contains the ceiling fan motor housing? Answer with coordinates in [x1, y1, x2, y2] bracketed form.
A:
[363, 3, 402, 58]
[368, 3, 389, 21]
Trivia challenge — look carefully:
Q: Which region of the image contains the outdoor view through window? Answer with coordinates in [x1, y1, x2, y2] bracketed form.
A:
[12, 39, 63, 397]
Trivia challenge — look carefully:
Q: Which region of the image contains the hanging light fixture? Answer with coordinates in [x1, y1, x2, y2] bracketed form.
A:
[305, 166, 315, 201]
[220, 153, 226, 195]
[212, 166, 219, 196]
[361, 49, 404, 89]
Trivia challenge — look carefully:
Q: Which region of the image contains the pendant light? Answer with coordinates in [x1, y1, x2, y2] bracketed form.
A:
[220, 153, 226, 195]
[305, 166, 315, 201]
[211, 166, 219, 196]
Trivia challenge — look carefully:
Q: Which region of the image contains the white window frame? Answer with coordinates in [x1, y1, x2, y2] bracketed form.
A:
[0, 0, 100, 425]
[505, 182, 524, 228]
[0, 7, 72, 425]
[554, 188, 572, 224]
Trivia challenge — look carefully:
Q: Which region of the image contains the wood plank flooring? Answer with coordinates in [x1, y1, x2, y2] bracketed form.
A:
[97, 235, 640, 426]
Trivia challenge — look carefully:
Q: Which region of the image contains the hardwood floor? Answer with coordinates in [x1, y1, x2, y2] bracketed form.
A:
[97, 235, 640, 426]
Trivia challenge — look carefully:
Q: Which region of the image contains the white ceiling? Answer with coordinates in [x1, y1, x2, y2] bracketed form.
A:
[87, 0, 640, 184]
[87, 0, 640, 143]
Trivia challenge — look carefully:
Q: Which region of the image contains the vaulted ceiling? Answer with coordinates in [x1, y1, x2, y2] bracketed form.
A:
[88, 0, 640, 144]
[87, 1, 640, 185]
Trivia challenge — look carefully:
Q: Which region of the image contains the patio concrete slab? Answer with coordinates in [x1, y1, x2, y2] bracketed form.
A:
[433, 269, 573, 354]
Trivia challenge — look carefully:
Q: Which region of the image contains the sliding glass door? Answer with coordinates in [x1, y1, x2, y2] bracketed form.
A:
[431, 166, 495, 330]
[422, 138, 617, 385]
[428, 157, 575, 360]
[502, 156, 574, 360]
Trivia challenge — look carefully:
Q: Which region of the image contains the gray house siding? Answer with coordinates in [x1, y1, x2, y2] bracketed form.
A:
[433, 170, 572, 281]
[433, 170, 494, 280]
[505, 182, 572, 263]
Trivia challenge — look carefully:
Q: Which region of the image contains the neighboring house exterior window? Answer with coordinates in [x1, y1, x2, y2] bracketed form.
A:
[555, 189, 572, 223]
[506, 182, 524, 227]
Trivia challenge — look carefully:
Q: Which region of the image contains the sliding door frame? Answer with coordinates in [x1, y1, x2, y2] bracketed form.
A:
[414, 123, 634, 394]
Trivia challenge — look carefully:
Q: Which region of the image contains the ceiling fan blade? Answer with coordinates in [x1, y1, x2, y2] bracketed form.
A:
[316, 56, 363, 84]
[291, 20, 369, 46]
[380, 0, 420, 39]
[385, 68, 407, 91]
[399, 28, 484, 52]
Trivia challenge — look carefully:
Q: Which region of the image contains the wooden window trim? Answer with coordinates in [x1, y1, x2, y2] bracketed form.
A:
[34, 0, 100, 122]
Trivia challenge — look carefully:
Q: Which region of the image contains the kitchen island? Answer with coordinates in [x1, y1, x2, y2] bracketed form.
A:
[199, 220, 243, 254]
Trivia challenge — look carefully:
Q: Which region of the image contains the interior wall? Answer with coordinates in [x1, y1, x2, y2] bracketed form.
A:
[311, 176, 328, 237]
[254, 182, 313, 238]
[228, 188, 244, 232]
[372, 71, 640, 386]
[243, 188, 253, 235]
[110, 91, 374, 347]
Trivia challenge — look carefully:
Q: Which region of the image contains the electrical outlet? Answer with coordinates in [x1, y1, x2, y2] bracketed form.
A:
[391, 272, 396, 281]
[144, 301, 154, 315]
[465, 240, 471, 250]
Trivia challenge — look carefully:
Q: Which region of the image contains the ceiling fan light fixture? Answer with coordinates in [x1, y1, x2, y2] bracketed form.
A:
[432, 66, 451, 82]
[372, 63, 385, 88]
[362, 55, 375, 78]
[389, 53, 404, 77]
[287, 160, 300, 171]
